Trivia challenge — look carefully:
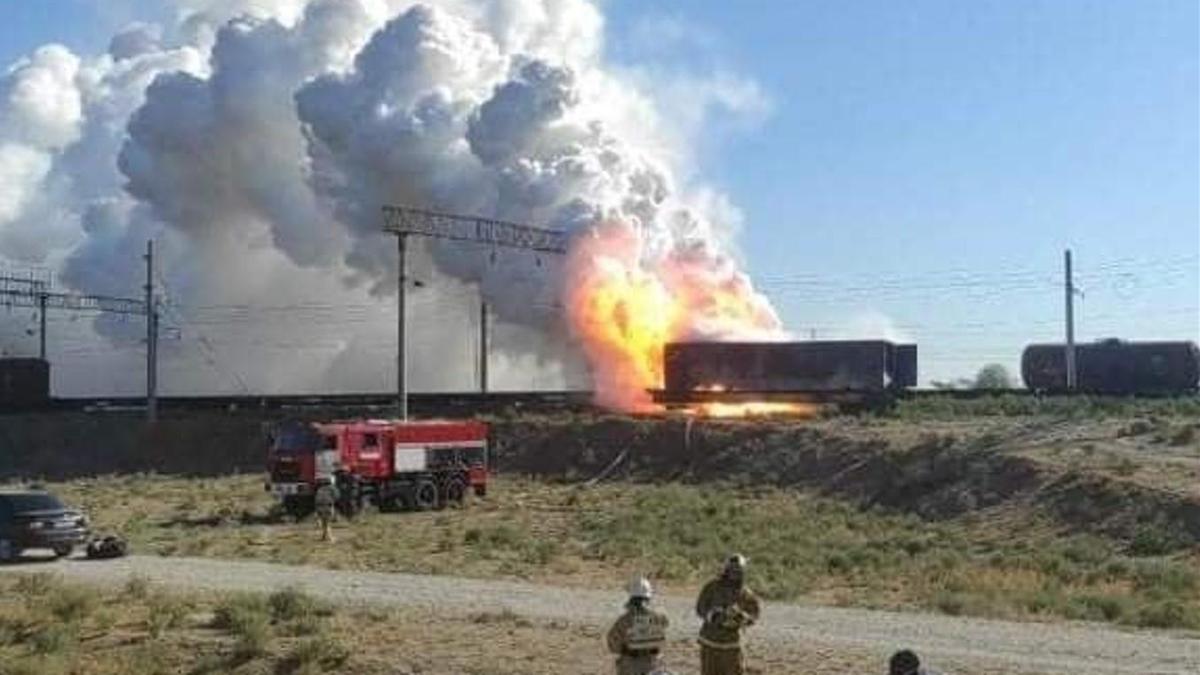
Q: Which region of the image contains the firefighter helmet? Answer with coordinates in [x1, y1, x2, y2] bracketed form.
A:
[626, 576, 653, 600]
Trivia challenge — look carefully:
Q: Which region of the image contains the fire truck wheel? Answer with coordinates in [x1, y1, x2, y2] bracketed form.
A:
[443, 478, 466, 506]
[413, 480, 438, 511]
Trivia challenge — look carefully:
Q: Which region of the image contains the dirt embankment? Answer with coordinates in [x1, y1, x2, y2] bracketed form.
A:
[3, 410, 1198, 547]
[493, 415, 1200, 547]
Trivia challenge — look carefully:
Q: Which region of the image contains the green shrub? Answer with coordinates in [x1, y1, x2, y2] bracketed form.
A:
[268, 587, 329, 623]
[213, 593, 272, 659]
[1133, 561, 1197, 596]
[46, 586, 99, 624]
[123, 576, 152, 600]
[212, 593, 269, 631]
[280, 635, 351, 673]
[146, 593, 190, 638]
[233, 614, 271, 660]
[1065, 594, 1130, 622]
[1128, 525, 1185, 557]
[1132, 600, 1200, 630]
[29, 623, 78, 656]
[14, 573, 57, 599]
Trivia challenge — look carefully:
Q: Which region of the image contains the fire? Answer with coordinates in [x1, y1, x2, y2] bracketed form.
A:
[694, 401, 815, 418]
[563, 221, 794, 414]
[683, 384, 813, 417]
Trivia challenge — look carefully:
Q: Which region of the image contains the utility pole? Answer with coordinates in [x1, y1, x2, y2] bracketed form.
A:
[37, 292, 47, 360]
[145, 240, 158, 423]
[396, 235, 408, 420]
[383, 205, 569, 415]
[1064, 249, 1076, 392]
[479, 298, 488, 393]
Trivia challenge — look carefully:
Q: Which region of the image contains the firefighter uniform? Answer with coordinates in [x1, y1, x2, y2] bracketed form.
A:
[695, 556, 760, 675]
[606, 578, 669, 675]
[314, 481, 338, 542]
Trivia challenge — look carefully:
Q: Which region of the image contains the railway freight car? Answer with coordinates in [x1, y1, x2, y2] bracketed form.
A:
[1022, 339, 1200, 395]
[0, 358, 49, 410]
[654, 340, 917, 406]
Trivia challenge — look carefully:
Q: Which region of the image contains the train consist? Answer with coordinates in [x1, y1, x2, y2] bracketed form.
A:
[653, 340, 918, 406]
[1022, 339, 1200, 395]
[2, 337, 1198, 414]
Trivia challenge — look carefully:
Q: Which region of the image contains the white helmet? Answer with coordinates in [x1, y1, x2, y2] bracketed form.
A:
[725, 553, 747, 572]
[627, 576, 653, 600]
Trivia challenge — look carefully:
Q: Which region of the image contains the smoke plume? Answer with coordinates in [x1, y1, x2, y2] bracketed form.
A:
[0, 0, 775, 403]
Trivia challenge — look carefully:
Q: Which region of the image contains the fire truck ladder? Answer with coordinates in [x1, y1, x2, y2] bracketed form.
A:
[382, 205, 570, 417]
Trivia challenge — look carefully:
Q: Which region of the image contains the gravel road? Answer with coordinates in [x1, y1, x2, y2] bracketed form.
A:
[2, 555, 1196, 674]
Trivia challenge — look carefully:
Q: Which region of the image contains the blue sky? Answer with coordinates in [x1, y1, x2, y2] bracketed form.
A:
[2, 0, 1197, 385]
[605, 0, 1199, 382]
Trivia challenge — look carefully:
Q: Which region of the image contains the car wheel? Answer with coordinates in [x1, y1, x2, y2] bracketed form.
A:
[53, 545, 73, 559]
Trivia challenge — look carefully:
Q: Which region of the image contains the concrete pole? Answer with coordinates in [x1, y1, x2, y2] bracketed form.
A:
[37, 292, 46, 361]
[479, 298, 488, 394]
[1064, 249, 1076, 391]
[145, 240, 158, 423]
[397, 235, 408, 420]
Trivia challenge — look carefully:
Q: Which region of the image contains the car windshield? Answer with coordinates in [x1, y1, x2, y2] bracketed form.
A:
[272, 423, 320, 454]
[5, 493, 65, 512]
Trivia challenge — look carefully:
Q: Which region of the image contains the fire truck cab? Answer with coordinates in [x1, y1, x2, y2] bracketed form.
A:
[267, 419, 489, 518]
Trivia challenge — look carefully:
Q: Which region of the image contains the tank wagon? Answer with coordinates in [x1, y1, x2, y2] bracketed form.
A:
[654, 340, 917, 406]
[1021, 339, 1200, 395]
[0, 358, 49, 410]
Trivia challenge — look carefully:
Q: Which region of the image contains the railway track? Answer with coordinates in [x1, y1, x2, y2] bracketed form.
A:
[11, 388, 1193, 417]
[37, 390, 595, 414]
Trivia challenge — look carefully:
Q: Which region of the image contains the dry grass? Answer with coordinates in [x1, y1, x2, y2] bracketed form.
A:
[0, 573, 1041, 675]
[32, 473, 1200, 630]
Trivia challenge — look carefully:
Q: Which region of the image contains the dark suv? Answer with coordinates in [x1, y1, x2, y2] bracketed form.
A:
[0, 491, 88, 562]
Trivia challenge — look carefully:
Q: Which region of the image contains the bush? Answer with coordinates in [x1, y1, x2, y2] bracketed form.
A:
[213, 593, 272, 659]
[1133, 561, 1197, 596]
[1066, 594, 1130, 622]
[268, 587, 329, 623]
[46, 586, 99, 624]
[146, 593, 190, 638]
[123, 576, 152, 600]
[280, 635, 350, 673]
[1129, 526, 1184, 557]
[1133, 600, 1200, 630]
[29, 623, 78, 656]
[232, 613, 271, 660]
[212, 593, 269, 631]
[14, 573, 57, 599]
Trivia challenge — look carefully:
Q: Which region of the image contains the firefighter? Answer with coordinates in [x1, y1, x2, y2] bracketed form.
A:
[695, 554, 760, 675]
[313, 477, 338, 542]
[606, 577, 669, 675]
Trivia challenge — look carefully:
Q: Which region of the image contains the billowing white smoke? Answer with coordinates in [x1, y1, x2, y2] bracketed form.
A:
[0, 0, 768, 397]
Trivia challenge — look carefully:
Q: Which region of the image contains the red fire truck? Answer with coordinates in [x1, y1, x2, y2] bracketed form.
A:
[266, 419, 489, 517]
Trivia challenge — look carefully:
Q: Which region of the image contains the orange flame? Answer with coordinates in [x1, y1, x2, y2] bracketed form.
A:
[563, 221, 793, 414]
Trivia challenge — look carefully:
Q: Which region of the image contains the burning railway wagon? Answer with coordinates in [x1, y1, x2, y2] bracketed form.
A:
[654, 340, 917, 408]
[1022, 340, 1200, 395]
